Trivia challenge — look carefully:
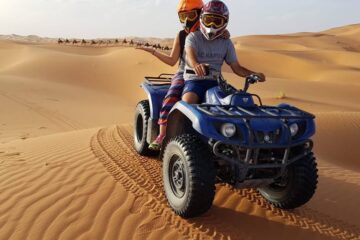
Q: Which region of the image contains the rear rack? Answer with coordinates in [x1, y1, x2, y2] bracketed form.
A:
[144, 73, 173, 86]
[197, 104, 315, 120]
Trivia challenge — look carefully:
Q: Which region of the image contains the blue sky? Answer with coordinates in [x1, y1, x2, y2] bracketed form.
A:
[1, 0, 360, 38]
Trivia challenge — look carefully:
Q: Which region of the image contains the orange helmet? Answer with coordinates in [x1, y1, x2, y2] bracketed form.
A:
[177, 0, 204, 13]
[177, 0, 204, 33]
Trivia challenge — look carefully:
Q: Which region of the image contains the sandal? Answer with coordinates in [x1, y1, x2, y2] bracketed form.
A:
[149, 134, 165, 151]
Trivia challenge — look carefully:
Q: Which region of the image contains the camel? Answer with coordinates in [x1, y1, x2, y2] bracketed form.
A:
[72, 39, 78, 44]
[58, 38, 63, 44]
[65, 39, 70, 44]
[81, 39, 87, 45]
[91, 40, 97, 45]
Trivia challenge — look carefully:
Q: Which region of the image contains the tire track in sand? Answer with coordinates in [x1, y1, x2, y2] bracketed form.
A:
[91, 125, 360, 240]
[91, 125, 210, 239]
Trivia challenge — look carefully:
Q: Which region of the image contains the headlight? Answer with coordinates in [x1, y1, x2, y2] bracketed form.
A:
[221, 123, 236, 138]
[289, 123, 299, 137]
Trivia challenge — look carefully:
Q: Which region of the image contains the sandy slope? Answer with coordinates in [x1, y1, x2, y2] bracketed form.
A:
[232, 24, 360, 85]
[1, 125, 358, 240]
[0, 129, 181, 240]
[1, 24, 360, 239]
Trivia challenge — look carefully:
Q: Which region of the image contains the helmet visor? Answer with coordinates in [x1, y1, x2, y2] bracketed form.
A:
[201, 14, 226, 29]
[178, 10, 199, 23]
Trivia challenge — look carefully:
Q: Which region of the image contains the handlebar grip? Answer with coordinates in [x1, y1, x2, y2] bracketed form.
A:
[247, 74, 260, 84]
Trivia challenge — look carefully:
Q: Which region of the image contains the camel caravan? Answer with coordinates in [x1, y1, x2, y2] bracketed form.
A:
[57, 38, 171, 50]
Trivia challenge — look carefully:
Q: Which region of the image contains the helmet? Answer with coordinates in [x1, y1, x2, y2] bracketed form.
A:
[177, 0, 203, 12]
[200, 0, 229, 40]
[177, 0, 204, 33]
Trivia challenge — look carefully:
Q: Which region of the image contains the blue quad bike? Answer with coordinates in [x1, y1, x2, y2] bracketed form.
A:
[134, 73, 318, 218]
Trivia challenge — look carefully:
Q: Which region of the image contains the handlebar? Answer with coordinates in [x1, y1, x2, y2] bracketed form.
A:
[246, 74, 261, 84]
[243, 74, 260, 92]
[217, 74, 260, 94]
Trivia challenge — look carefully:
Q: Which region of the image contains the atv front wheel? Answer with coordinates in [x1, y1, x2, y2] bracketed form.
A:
[133, 100, 158, 156]
[163, 134, 216, 218]
[258, 152, 318, 209]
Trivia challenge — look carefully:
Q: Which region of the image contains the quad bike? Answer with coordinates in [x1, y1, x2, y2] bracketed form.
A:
[134, 73, 318, 218]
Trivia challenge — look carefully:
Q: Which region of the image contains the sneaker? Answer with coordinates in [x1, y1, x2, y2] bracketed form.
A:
[149, 134, 165, 151]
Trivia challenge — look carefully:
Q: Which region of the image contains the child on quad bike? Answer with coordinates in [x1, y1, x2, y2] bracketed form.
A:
[136, 0, 204, 150]
[183, 0, 266, 105]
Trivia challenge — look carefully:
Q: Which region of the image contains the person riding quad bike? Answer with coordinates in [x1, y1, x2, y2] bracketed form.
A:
[136, 0, 203, 151]
[182, 0, 265, 106]
[136, 0, 231, 151]
[134, 0, 318, 218]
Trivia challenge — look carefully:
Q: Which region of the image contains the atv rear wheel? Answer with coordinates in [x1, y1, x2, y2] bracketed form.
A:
[163, 134, 216, 218]
[133, 100, 158, 156]
[258, 152, 318, 209]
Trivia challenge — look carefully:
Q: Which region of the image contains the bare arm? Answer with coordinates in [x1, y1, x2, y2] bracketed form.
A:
[136, 33, 181, 66]
[230, 61, 254, 77]
[185, 46, 208, 76]
[230, 61, 266, 81]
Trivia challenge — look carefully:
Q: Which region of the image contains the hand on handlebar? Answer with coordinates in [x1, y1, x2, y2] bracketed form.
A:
[194, 63, 209, 77]
[247, 73, 266, 83]
[253, 72, 266, 82]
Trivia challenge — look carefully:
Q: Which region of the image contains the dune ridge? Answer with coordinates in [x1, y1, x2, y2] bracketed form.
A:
[233, 25, 360, 85]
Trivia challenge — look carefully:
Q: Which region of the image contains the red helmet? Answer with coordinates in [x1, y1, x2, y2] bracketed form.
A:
[177, 0, 204, 33]
[200, 0, 229, 40]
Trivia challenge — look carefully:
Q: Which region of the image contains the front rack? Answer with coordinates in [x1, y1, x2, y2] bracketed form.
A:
[197, 104, 315, 120]
[144, 73, 173, 86]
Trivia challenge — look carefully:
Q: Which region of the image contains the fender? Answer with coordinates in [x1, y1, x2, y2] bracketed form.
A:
[141, 83, 169, 119]
[166, 101, 240, 143]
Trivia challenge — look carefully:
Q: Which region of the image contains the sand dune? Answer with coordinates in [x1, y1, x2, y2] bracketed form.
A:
[315, 112, 360, 171]
[0, 129, 181, 240]
[1, 24, 360, 239]
[233, 24, 360, 85]
[1, 125, 358, 239]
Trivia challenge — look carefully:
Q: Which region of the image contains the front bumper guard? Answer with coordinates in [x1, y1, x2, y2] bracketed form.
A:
[212, 140, 313, 186]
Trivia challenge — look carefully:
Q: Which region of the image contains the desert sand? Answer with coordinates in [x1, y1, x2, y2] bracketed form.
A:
[1, 24, 360, 240]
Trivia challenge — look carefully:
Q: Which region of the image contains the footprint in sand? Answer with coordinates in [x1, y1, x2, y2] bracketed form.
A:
[129, 196, 148, 214]
[39, 126, 47, 130]
[135, 216, 166, 236]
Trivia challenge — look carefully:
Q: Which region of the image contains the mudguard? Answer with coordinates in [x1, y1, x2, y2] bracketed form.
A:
[141, 82, 170, 120]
